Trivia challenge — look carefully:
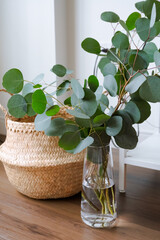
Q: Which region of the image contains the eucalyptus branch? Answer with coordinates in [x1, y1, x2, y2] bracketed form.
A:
[0, 89, 13, 96]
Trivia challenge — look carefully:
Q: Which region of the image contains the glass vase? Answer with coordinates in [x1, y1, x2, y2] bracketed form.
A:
[81, 145, 117, 228]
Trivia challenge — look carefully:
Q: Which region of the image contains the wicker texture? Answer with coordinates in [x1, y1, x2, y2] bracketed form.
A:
[0, 105, 84, 199]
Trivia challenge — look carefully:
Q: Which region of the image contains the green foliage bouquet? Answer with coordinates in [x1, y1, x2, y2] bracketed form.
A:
[2, 0, 160, 153]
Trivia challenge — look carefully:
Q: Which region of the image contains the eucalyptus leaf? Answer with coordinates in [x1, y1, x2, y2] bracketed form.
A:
[56, 80, 70, 96]
[150, 3, 156, 28]
[154, 50, 160, 71]
[98, 57, 110, 71]
[129, 53, 148, 71]
[101, 11, 120, 23]
[126, 12, 141, 30]
[7, 94, 27, 118]
[33, 84, 42, 88]
[144, 42, 158, 62]
[139, 76, 160, 102]
[106, 115, 123, 136]
[93, 114, 110, 125]
[32, 89, 47, 114]
[80, 88, 97, 117]
[125, 73, 147, 94]
[88, 75, 99, 92]
[95, 86, 103, 101]
[68, 136, 94, 154]
[134, 100, 151, 123]
[124, 101, 141, 123]
[112, 31, 129, 50]
[103, 75, 118, 97]
[64, 97, 71, 106]
[22, 83, 34, 97]
[135, 18, 157, 41]
[51, 64, 67, 77]
[101, 63, 117, 76]
[24, 93, 36, 117]
[59, 132, 80, 150]
[71, 78, 84, 99]
[45, 118, 66, 136]
[46, 105, 60, 116]
[34, 113, 51, 131]
[81, 38, 101, 54]
[119, 20, 130, 34]
[3, 68, 24, 94]
[99, 94, 109, 111]
[114, 126, 138, 149]
[66, 109, 90, 119]
[114, 111, 138, 149]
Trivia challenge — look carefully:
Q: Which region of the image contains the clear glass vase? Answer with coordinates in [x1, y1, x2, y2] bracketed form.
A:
[81, 145, 117, 228]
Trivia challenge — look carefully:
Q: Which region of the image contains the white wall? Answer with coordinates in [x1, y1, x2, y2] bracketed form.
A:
[0, 0, 55, 134]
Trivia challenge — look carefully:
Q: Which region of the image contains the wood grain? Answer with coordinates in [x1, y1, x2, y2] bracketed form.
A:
[0, 148, 160, 240]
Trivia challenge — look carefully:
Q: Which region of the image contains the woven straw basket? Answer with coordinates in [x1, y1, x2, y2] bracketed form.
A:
[0, 104, 84, 199]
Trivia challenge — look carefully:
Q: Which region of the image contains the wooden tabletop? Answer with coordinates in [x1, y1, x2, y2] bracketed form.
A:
[0, 151, 160, 240]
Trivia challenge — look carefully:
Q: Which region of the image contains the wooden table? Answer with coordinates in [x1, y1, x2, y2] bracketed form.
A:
[0, 151, 160, 240]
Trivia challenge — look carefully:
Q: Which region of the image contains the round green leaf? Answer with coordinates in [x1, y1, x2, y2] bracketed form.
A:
[46, 105, 60, 116]
[95, 86, 103, 101]
[124, 101, 141, 123]
[80, 88, 97, 117]
[135, 18, 157, 42]
[81, 38, 101, 54]
[99, 94, 109, 111]
[106, 115, 123, 136]
[114, 111, 138, 149]
[69, 136, 94, 154]
[33, 84, 42, 88]
[139, 76, 160, 102]
[126, 12, 141, 30]
[112, 32, 129, 50]
[71, 79, 84, 99]
[136, 0, 160, 22]
[119, 20, 130, 34]
[64, 97, 71, 106]
[66, 109, 90, 119]
[134, 100, 151, 123]
[129, 53, 148, 71]
[3, 68, 24, 94]
[135, 1, 145, 13]
[144, 42, 158, 62]
[59, 132, 80, 150]
[51, 64, 66, 77]
[34, 113, 51, 131]
[125, 73, 147, 94]
[101, 63, 117, 76]
[101, 11, 120, 23]
[24, 93, 36, 117]
[7, 94, 27, 118]
[154, 50, 160, 71]
[88, 75, 99, 92]
[103, 75, 118, 97]
[32, 89, 47, 114]
[98, 57, 110, 71]
[93, 114, 110, 125]
[45, 118, 65, 136]
[56, 80, 70, 96]
[114, 126, 138, 149]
